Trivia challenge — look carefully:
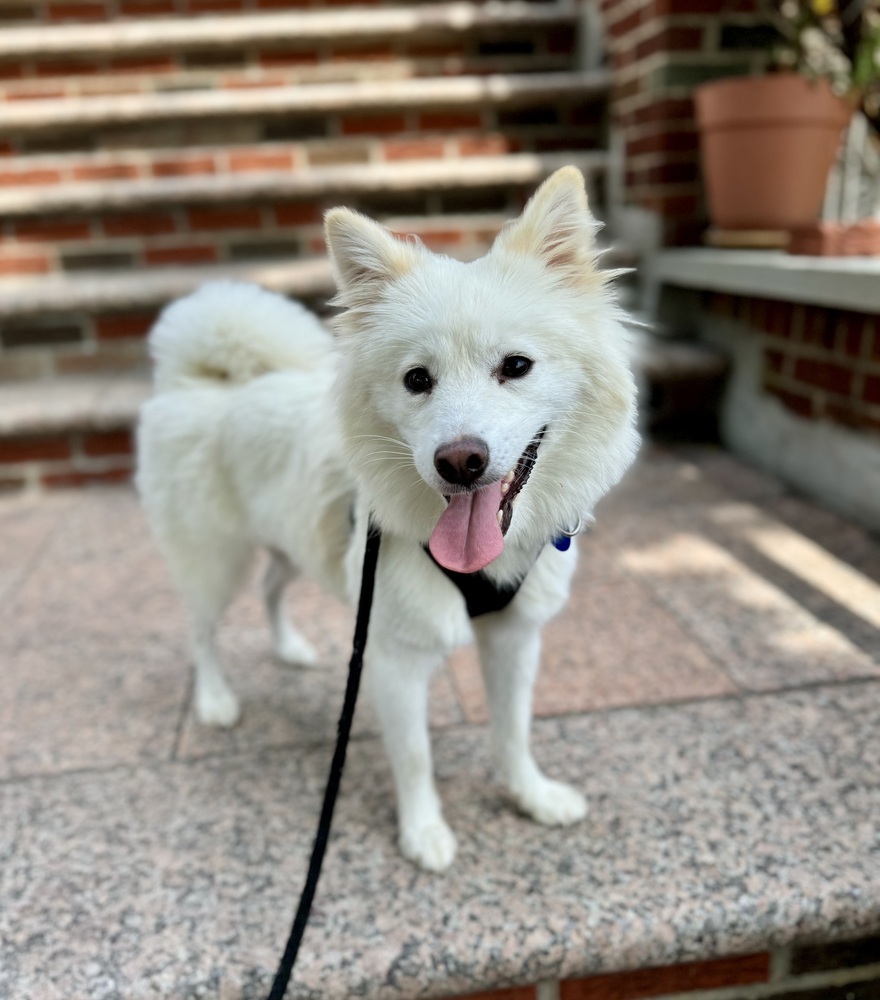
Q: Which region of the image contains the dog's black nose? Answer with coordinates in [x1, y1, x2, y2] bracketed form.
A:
[434, 437, 489, 486]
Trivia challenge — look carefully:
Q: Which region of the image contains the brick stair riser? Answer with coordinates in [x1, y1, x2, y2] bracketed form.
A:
[0, 426, 136, 493]
[1, 4, 576, 54]
[0, 96, 606, 184]
[0, 177, 620, 380]
[0, 0, 613, 490]
[0, 204, 509, 278]
[0, 206, 505, 378]
[0, 54, 576, 104]
[0, 170, 611, 276]
[0, 32, 576, 100]
[0, 275, 358, 377]
[0, 95, 608, 279]
[0, 308, 155, 381]
[1, 120, 604, 180]
[0, 135, 517, 191]
[0, 74, 607, 152]
[0, 170, 571, 280]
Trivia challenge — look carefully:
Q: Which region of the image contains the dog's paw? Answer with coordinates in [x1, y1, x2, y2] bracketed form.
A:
[196, 685, 242, 728]
[274, 632, 319, 669]
[514, 778, 588, 827]
[399, 820, 458, 873]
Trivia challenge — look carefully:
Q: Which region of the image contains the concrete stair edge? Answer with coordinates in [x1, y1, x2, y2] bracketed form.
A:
[0, 375, 152, 437]
[0, 151, 611, 217]
[0, 1, 578, 59]
[0, 257, 335, 319]
[0, 335, 728, 442]
[0, 69, 610, 134]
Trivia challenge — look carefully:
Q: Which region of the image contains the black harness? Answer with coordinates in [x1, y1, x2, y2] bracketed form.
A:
[424, 547, 522, 617]
[422, 527, 576, 617]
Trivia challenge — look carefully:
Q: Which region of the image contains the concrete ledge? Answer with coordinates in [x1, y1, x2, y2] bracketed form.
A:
[0, 1, 576, 59]
[0, 257, 334, 319]
[0, 69, 609, 135]
[0, 326, 708, 445]
[651, 248, 880, 314]
[0, 152, 610, 218]
[631, 326, 729, 382]
[0, 376, 151, 436]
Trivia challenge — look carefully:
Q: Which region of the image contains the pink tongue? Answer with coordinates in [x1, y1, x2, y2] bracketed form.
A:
[428, 481, 504, 574]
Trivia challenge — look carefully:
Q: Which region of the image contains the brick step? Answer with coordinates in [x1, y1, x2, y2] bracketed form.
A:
[0, 238, 632, 385]
[3, 114, 607, 189]
[0, 255, 333, 382]
[0, 0, 529, 25]
[1, 2, 577, 61]
[1, 149, 611, 212]
[631, 326, 730, 435]
[0, 331, 715, 492]
[0, 68, 608, 142]
[0, 152, 611, 277]
[0, 254, 334, 323]
[0, 149, 611, 216]
[0, 208, 632, 383]
[0, 209, 507, 277]
[1, 54, 576, 105]
[0, 3, 581, 102]
[0, 205, 525, 377]
[0, 374, 150, 491]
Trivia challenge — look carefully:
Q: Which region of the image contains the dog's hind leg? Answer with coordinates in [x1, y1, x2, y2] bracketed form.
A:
[474, 615, 588, 827]
[262, 549, 319, 668]
[168, 537, 253, 728]
[190, 607, 242, 728]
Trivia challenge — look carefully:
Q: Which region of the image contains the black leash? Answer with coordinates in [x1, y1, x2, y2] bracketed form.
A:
[266, 523, 382, 1000]
[264, 519, 561, 997]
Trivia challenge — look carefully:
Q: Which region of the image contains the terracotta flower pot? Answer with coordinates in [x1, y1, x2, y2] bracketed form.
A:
[694, 73, 851, 232]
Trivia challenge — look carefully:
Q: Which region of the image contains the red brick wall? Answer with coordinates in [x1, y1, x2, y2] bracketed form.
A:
[707, 292, 880, 437]
[0, 137, 541, 281]
[599, 0, 773, 245]
[444, 934, 880, 1000]
[0, 427, 135, 492]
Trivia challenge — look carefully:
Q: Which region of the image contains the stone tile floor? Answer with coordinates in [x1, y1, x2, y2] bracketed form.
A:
[1, 443, 880, 999]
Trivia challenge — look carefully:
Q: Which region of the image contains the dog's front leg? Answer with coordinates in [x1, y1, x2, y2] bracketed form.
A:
[474, 616, 587, 826]
[367, 634, 457, 872]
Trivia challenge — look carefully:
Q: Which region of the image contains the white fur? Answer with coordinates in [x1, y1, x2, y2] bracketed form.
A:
[136, 168, 639, 872]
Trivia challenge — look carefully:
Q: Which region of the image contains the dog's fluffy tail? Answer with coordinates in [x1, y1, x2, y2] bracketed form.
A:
[148, 280, 332, 393]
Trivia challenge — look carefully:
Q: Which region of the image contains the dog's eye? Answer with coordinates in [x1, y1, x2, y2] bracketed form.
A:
[404, 367, 433, 394]
[499, 355, 533, 380]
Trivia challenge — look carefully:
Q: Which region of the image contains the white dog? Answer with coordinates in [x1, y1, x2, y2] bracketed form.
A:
[136, 167, 639, 871]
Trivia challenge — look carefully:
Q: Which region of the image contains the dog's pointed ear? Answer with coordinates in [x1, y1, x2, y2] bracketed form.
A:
[492, 167, 601, 287]
[325, 208, 419, 308]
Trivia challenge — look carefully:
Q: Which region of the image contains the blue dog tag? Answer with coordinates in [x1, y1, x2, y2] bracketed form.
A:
[552, 535, 571, 552]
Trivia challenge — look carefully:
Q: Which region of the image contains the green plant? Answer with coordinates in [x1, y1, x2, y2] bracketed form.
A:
[769, 0, 880, 124]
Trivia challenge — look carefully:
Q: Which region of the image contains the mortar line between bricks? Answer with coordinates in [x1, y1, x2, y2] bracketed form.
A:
[626, 958, 880, 1000]
[769, 944, 792, 982]
[536, 981, 560, 1000]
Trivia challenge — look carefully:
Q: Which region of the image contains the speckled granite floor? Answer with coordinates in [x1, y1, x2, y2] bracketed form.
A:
[1, 445, 879, 1000]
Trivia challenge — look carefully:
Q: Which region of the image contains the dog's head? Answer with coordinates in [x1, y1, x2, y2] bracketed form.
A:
[325, 167, 639, 575]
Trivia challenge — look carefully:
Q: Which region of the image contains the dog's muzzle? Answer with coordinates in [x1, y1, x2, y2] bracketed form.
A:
[427, 428, 545, 575]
